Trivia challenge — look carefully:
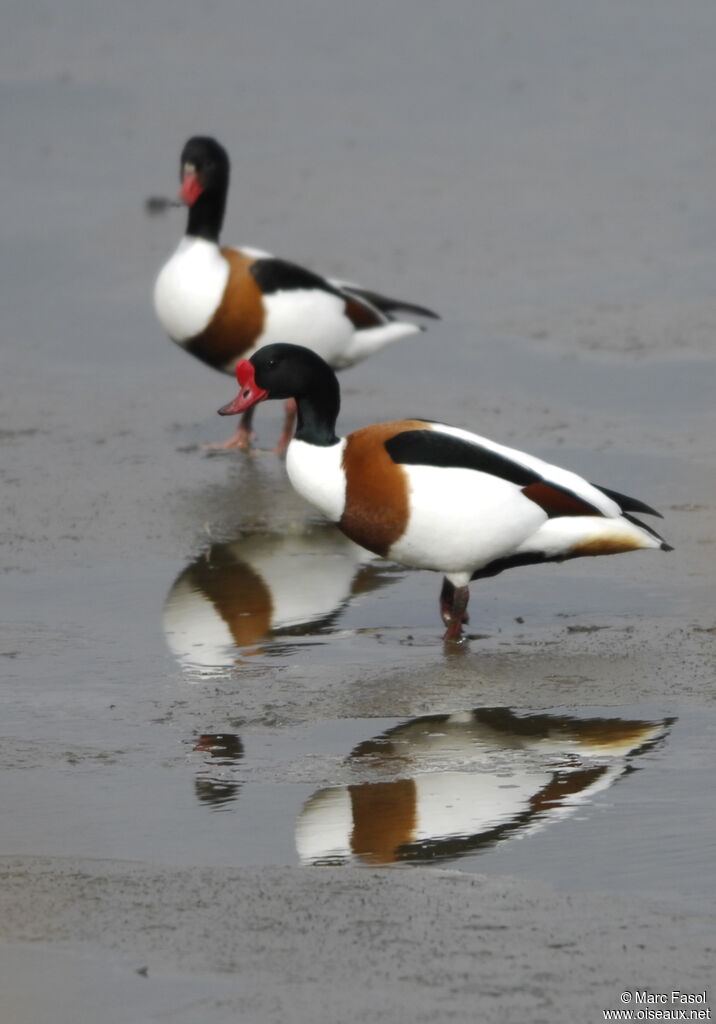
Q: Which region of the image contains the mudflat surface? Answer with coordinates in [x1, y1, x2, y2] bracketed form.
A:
[0, 858, 713, 1024]
[1, 2, 715, 1022]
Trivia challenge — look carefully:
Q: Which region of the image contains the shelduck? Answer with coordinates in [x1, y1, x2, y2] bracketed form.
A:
[154, 136, 438, 452]
[219, 343, 672, 643]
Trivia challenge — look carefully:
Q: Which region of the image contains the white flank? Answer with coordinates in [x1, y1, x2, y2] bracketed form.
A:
[253, 291, 419, 370]
[256, 289, 353, 365]
[154, 237, 229, 342]
[286, 439, 347, 522]
[389, 463, 546, 579]
[331, 321, 421, 369]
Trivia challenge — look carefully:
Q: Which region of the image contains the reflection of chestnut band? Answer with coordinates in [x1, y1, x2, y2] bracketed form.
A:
[185, 550, 274, 648]
[296, 710, 671, 867]
[163, 528, 378, 671]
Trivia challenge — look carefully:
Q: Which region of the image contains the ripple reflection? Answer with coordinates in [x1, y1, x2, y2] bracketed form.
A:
[164, 525, 391, 671]
[296, 708, 672, 866]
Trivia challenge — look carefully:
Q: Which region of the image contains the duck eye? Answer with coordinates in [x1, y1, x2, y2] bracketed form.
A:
[267, 358, 278, 369]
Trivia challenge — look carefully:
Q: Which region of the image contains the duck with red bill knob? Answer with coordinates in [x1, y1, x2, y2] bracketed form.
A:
[154, 136, 439, 454]
[219, 344, 672, 644]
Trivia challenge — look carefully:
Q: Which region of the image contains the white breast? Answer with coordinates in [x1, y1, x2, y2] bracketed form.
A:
[154, 237, 229, 342]
[285, 439, 347, 523]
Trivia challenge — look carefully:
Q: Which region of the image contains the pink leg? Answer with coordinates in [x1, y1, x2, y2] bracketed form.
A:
[440, 577, 455, 626]
[273, 398, 297, 456]
[440, 578, 470, 643]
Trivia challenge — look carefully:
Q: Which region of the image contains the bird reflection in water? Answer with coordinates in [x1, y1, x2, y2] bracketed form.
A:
[193, 733, 244, 809]
[163, 525, 392, 671]
[296, 708, 672, 866]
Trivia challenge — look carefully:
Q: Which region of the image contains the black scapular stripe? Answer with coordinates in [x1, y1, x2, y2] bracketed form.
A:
[250, 258, 342, 297]
[385, 430, 540, 487]
[385, 429, 615, 518]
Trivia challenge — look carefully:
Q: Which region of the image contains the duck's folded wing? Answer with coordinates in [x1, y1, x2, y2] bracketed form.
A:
[385, 425, 643, 521]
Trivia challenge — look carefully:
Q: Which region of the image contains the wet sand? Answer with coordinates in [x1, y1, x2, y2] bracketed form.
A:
[2, 1, 715, 1021]
[1, 858, 713, 1024]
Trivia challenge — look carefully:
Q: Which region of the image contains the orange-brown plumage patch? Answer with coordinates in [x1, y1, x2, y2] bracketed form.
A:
[343, 295, 384, 330]
[349, 779, 417, 864]
[187, 248, 265, 371]
[565, 719, 662, 752]
[569, 533, 648, 556]
[522, 481, 599, 517]
[339, 420, 428, 557]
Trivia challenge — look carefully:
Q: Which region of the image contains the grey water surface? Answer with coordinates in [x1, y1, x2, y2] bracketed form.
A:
[1, 2, 715, 1022]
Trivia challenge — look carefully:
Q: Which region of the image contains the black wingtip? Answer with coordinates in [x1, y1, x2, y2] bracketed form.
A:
[622, 511, 670, 545]
[660, 541, 675, 552]
[339, 284, 440, 321]
[395, 301, 441, 320]
[592, 483, 663, 518]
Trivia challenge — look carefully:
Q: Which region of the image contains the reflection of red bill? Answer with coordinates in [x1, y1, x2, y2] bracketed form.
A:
[193, 734, 243, 760]
[193, 735, 216, 752]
